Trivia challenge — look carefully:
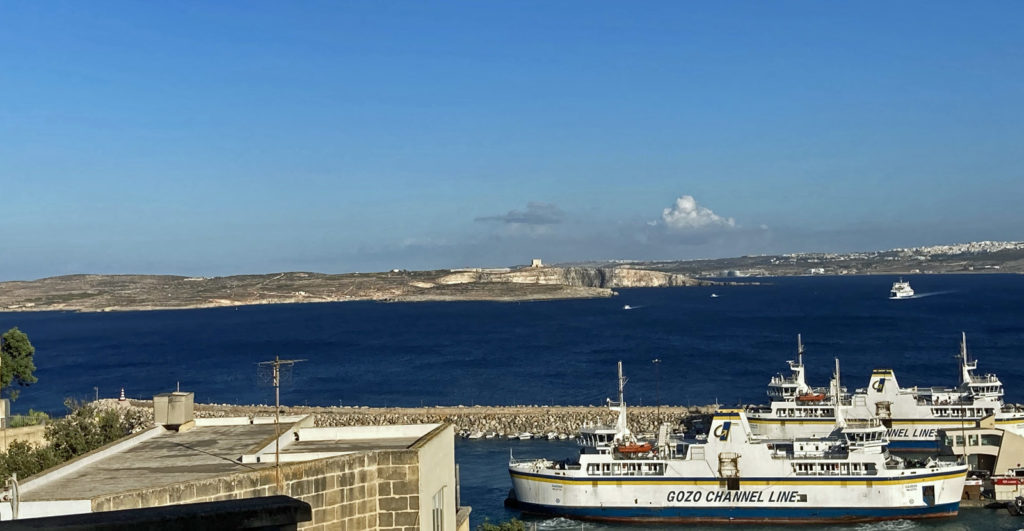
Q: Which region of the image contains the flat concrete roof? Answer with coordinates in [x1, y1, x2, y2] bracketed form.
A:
[23, 423, 281, 501]
[21, 417, 440, 502]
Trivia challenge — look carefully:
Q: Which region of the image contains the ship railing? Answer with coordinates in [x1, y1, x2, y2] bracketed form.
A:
[789, 451, 849, 460]
[509, 456, 552, 466]
[793, 469, 879, 476]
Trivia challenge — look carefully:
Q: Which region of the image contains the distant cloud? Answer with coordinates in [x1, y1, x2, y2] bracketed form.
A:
[658, 195, 735, 231]
[475, 202, 565, 226]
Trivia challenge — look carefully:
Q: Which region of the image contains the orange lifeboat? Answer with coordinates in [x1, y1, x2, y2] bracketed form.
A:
[797, 393, 826, 402]
[616, 442, 653, 453]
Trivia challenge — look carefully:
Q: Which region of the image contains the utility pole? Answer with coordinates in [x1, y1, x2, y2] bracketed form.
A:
[257, 356, 305, 491]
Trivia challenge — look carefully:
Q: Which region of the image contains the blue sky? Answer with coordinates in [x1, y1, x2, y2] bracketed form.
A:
[2, 2, 1022, 279]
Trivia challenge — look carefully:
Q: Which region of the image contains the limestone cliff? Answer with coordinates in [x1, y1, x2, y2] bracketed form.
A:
[439, 266, 704, 289]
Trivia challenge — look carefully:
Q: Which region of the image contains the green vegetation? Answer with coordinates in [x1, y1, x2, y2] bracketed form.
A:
[46, 400, 150, 461]
[0, 327, 37, 401]
[0, 440, 59, 480]
[476, 518, 528, 531]
[8, 409, 49, 428]
[0, 400, 150, 480]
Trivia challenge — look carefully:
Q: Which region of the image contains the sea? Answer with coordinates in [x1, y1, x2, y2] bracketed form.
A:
[2, 274, 1023, 530]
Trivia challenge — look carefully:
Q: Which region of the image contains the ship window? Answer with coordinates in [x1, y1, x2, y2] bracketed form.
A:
[955, 435, 965, 446]
[727, 478, 740, 491]
[969, 435, 979, 446]
[982, 434, 1002, 446]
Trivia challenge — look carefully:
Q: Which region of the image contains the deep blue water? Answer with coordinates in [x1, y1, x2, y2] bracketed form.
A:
[2, 275, 1023, 413]
[2, 274, 1024, 529]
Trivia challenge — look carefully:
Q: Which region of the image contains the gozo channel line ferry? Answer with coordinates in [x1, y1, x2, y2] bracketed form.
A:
[508, 362, 967, 524]
[747, 333, 1024, 454]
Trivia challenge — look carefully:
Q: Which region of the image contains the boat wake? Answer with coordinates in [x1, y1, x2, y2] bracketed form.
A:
[851, 519, 920, 530]
[622, 304, 643, 310]
[532, 517, 583, 530]
[890, 290, 956, 300]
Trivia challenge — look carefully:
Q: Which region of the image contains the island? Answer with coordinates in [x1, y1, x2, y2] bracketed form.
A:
[2, 240, 1021, 312]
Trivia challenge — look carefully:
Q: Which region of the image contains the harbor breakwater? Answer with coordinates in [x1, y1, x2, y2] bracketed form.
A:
[104, 400, 718, 437]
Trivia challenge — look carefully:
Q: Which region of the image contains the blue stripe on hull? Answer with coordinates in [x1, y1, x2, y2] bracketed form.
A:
[887, 439, 941, 452]
[510, 500, 960, 524]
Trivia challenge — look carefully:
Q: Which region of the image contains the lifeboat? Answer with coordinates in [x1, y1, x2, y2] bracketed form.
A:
[616, 442, 653, 453]
[797, 393, 826, 402]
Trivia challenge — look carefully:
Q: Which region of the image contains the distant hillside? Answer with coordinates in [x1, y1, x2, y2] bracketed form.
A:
[4, 240, 1020, 312]
[0, 267, 715, 312]
[568, 241, 1024, 278]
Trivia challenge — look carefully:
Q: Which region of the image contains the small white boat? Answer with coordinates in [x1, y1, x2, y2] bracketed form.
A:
[467, 431, 484, 439]
[485, 431, 497, 439]
[506, 433, 519, 440]
[518, 432, 533, 440]
[623, 305, 633, 310]
[710, 293, 719, 298]
[889, 278, 914, 299]
[558, 433, 569, 440]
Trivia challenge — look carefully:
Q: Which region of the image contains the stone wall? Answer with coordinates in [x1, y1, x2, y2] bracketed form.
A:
[90, 436, 442, 531]
[0, 424, 47, 451]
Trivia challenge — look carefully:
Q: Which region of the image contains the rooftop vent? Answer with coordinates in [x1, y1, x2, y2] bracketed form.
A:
[153, 392, 195, 431]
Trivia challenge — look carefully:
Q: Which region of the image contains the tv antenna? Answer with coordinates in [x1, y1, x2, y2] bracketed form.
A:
[257, 355, 306, 490]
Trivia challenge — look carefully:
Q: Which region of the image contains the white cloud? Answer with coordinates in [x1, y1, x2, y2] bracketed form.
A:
[659, 195, 735, 230]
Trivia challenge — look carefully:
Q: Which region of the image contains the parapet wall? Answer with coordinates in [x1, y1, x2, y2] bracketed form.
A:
[0, 424, 47, 451]
[90, 440, 435, 531]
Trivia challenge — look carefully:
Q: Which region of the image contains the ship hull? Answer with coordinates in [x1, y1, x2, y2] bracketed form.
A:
[748, 417, 1024, 454]
[510, 498, 959, 523]
[509, 468, 965, 524]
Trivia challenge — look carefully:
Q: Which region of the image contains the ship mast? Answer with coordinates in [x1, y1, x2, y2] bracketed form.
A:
[832, 357, 846, 430]
[609, 361, 631, 443]
[958, 331, 974, 387]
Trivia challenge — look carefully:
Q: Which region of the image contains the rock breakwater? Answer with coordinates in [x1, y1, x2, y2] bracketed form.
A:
[110, 401, 719, 437]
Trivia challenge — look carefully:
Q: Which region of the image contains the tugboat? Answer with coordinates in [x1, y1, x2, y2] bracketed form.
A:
[889, 278, 915, 299]
[508, 362, 967, 524]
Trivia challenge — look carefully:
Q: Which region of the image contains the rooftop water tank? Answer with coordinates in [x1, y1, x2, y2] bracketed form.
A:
[153, 392, 194, 429]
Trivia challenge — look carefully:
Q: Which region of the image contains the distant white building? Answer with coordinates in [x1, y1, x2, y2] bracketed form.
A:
[530, 258, 543, 268]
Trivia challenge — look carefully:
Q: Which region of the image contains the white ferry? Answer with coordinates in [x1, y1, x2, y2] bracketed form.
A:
[508, 362, 966, 524]
[748, 334, 1024, 453]
[890, 278, 915, 299]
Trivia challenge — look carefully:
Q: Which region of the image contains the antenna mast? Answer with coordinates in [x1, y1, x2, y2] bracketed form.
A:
[257, 355, 306, 490]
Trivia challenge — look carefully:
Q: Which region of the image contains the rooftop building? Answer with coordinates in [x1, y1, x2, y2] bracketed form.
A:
[1, 398, 467, 531]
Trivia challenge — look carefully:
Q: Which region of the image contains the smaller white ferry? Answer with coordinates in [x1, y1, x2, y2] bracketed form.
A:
[509, 362, 967, 524]
[890, 278, 915, 299]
